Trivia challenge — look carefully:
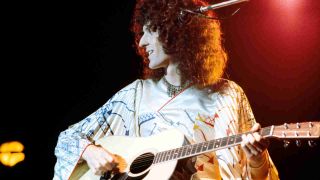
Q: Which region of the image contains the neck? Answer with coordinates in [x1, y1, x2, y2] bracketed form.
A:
[164, 63, 181, 86]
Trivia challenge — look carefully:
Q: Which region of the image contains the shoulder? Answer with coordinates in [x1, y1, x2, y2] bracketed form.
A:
[111, 79, 157, 98]
[205, 78, 248, 104]
[118, 79, 156, 91]
[210, 78, 245, 95]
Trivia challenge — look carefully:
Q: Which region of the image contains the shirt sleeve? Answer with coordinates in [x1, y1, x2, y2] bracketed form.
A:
[53, 80, 142, 180]
[235, 81, 279, 180]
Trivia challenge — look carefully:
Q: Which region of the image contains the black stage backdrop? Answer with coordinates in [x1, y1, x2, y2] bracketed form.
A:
[1, 1, 319, 179]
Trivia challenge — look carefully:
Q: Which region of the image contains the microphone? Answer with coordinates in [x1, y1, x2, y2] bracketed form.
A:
[178, 0, 249, 23]
[198, 0, 249, 13]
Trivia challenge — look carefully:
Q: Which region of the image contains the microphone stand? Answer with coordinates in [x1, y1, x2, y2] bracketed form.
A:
[199, 0, 249, 12]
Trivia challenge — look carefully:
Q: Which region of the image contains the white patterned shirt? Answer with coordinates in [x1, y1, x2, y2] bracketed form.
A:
[53, 78, 278, 179]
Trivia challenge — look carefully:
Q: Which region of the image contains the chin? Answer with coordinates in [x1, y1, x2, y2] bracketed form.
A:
[148, 60, 169, 70]
[148, 66, 159, 70]
[148, 63, 161, 69]
[149, 64, 166, 70]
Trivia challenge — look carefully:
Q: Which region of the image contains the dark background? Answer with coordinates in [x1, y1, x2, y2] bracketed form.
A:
[1, 1, 319, 179]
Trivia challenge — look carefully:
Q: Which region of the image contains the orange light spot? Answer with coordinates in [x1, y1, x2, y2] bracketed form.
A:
[0, 141, 25, 167]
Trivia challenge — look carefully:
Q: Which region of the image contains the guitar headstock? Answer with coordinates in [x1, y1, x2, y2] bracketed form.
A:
[271, 121, 320, 139]
[270, 121, 320, 147]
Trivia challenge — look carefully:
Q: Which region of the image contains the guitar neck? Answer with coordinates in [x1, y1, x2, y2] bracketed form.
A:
[153, 126, 273, 164]
[153, 121, 320, 164]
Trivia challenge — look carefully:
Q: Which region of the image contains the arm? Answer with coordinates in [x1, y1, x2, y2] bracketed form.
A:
[241, 123, 272, 179]
[53, 99, 117, 180]
[236, 83, 279, 180]
[53, 80, 142, 180]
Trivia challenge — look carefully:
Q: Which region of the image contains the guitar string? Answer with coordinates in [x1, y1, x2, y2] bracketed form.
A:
[116, 126, 312, 173]
[131, 136, 242, 164]
[129, 127, 303, 167]
[129, 142, 248, 171]
[121, 130, 274, 171]
[129, 137, 241, 165]
[121, 130, 270, 169]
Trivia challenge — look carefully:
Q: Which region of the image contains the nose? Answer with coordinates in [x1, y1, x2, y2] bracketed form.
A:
[139, 33, 148, 47]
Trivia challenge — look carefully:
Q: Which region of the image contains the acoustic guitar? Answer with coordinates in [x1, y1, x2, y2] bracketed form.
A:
[70, 121, 320, 180]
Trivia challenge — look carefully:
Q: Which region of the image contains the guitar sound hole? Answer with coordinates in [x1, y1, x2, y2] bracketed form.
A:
[130, 152, 154, 174]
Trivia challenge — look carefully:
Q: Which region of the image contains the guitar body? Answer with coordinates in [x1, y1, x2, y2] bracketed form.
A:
[70, 129, 186, 180]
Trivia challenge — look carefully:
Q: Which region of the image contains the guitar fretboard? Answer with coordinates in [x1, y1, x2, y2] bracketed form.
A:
[153, 126, 272, 164]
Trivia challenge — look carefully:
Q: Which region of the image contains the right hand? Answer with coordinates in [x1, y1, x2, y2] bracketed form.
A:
[82, 144, 117, 175]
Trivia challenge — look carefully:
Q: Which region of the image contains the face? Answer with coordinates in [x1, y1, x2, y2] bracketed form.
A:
[139, 25, 171, 69]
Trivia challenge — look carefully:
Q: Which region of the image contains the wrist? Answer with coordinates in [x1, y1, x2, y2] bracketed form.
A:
[249, 151, 268, 168]
[248, 151, 270, 179]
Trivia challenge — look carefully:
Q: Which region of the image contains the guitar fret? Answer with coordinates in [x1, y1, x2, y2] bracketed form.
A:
[186, 145, 192, 156]
[235, 135, 242, 143]
[196, 142, 203, 153]
[165, 150, 171, 161]
[202, 142, 209, 151]
[191, 144, 198, 154]
[228, 135, 235, 145]
[169, 149, 175, 160]
[177, 147, 183, 158]
[214, 139, 221, 148]
[169, 150, 173, 159]
[181, 146, 187, 157]
[173, 148, 179, 159]
[208, 140, 214, 149]
[220, 137, 228, 147]
[158, 152, 164, 162]
[157, 152, 163, 163]
[161, 151, 168, 162]
[154, 153, 160, 163]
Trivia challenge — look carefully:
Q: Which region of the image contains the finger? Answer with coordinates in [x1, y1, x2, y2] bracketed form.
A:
[251, 132, 264, 152]
[98, 156, 116, 172]
[99, 164, 112, 173]
[247, 134, 259, 155]
[251, 123, 261, 132]
[86, 161, 97, 174]
[97, 159, 109, 172]
[94, 170, 103, 176]
[251, 132, 269, 147]
[102, 149, 115, 163]
[93, 163, 104, 175]
[241, 135, 253, 158]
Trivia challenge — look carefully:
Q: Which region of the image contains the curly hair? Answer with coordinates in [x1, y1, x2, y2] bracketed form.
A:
[131, 0, 228, 88]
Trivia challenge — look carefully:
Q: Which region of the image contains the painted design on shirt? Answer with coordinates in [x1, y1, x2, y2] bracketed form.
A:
[195, 112, 219, 128]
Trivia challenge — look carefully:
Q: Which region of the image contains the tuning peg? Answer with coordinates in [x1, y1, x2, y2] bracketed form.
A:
[308, 140, 317, 147]
[295, 140, 301, 147]
[283, 140, 290, 148]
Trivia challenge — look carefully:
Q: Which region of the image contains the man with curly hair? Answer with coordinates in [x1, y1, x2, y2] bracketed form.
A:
[53, 0, 279, 179]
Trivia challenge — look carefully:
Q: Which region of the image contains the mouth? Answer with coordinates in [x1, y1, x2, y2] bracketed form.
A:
[147, 50, 154, 56]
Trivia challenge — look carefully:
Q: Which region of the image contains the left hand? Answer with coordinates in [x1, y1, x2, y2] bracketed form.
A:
[241, 123, 269, 166]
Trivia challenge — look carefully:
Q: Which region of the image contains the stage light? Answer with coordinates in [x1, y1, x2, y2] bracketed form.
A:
[0, 141, 25, 167]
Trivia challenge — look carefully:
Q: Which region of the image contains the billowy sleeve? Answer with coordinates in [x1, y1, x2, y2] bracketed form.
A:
[53, 80, 142, 180]
[235, 81, 279, 180]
